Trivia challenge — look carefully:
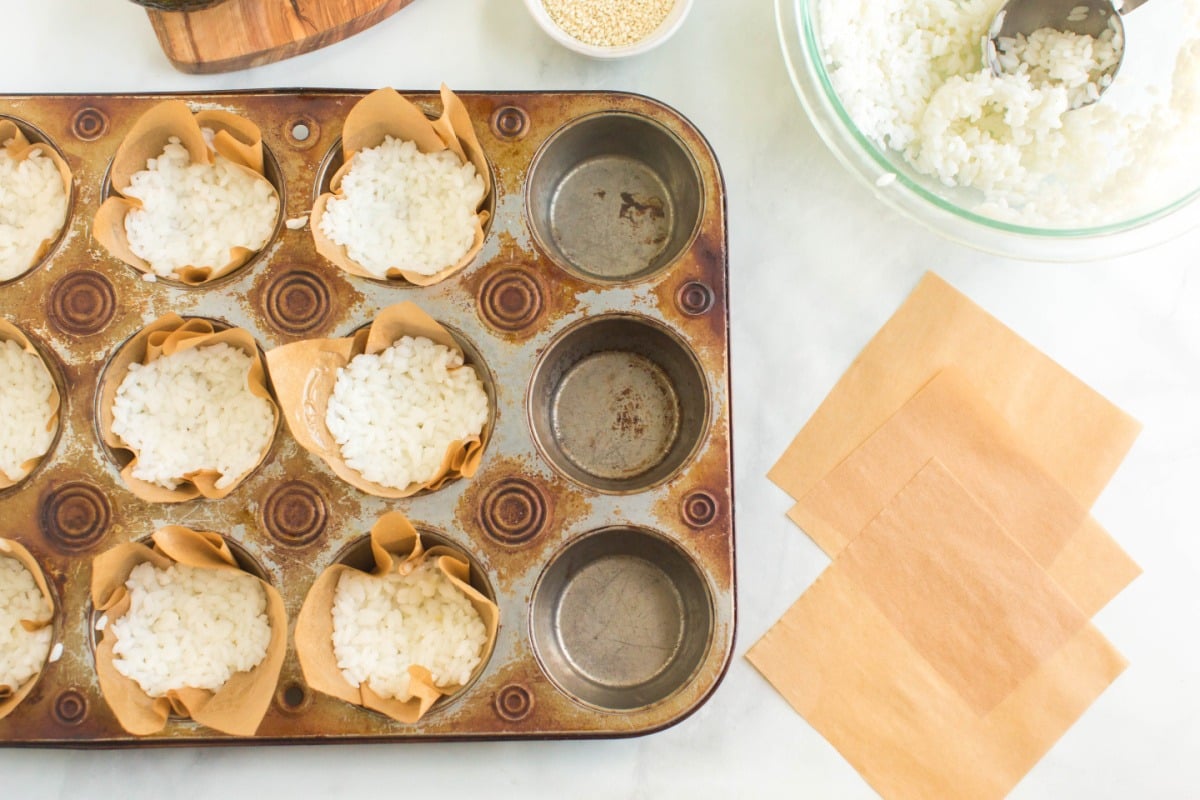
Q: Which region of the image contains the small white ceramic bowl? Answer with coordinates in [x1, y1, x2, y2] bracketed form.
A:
[523, 0, 695, 59]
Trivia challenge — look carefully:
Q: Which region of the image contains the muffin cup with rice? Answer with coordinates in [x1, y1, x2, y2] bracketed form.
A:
[0, 538, 55, 720]
[90, 526, 287, 737]
[0, 319, 61, 489]
[0, 120, 72, 283]
[295, 511, 499, 723]
[92, 100, 280, 285]
[266, 301, 490, 498]
[98, 314, 279, 503]
[310, 86, 492, 286]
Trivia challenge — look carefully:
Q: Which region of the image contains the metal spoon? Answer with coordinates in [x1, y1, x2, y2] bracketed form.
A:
[985, 0, 1152, 107]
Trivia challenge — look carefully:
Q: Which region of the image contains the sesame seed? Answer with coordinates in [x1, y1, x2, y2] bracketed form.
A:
[542, 0, 675, 48]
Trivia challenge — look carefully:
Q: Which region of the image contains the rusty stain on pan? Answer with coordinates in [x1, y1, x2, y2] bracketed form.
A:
[0, 90, 732, 745]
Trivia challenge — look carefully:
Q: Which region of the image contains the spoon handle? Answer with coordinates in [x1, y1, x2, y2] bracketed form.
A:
[1119, 0, 1151, 14]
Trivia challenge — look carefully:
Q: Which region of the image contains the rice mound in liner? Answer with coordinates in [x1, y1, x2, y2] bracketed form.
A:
[0, 121, 71, 282]
[294, 511, 499, 723]
[266, 301, 489, 498]
[99, 314, 278, 503]
[90, 526, 287, 736]
[0, 319, 60, 488]
[92, 100, 279, 284]
[310, 86, 492, 286]
[0, 538, 54, 721]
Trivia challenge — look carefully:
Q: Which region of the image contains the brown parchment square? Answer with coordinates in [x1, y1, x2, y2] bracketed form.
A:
[792, 369, 1141, 616]
[0, 538, 55, 720]
[309, 85, 491, 286]
[96, 314, 279, 504]
[91, 100, 279, 285]
[838, 460, 1089, 715]
[265, 301, 487, 498]
[90, 526, 287, 737]
[769, 272, 1141, 510]
[747, 463, 1127, 800]
[0, 320, 61, 488]
[0, 121, 73, 278]
[294, 511, 499, 724]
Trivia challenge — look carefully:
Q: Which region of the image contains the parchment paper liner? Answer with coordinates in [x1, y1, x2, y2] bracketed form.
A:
[92, 100, 279, 285]
[769, 272, 1142, 511]
[90, 526, 286, 737]
[793, 368, 1141, 617]
[0, 538, 55, 720]
[98, 314, 279, 503]
[0, 121, 73, 279]
[310, 86, 492, 286]
[294, 511, 500, 723]
[265, 301, 487, 498]
[0, 319, 61, 488]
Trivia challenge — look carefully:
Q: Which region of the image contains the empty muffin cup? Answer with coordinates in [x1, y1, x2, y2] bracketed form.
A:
[528, 314, 708, 493]
[530, 526, 714, 711]
[526, 112, 703, 283]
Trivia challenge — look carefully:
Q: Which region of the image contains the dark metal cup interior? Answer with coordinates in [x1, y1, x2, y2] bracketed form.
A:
[526, 112, 703, 284]
[530, 526, 714, 712]
[528, 314, 708, 494]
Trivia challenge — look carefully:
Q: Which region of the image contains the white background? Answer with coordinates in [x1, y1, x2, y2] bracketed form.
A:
[1, 0, 1197, 797]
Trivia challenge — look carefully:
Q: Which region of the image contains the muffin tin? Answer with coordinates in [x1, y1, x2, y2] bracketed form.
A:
[0, 90, 733, 745]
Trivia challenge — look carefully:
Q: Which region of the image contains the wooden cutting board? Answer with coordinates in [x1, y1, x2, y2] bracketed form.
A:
[146, 0, 417, 74]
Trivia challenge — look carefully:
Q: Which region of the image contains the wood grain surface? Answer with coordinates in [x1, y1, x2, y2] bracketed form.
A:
[146, 0, 417, 74]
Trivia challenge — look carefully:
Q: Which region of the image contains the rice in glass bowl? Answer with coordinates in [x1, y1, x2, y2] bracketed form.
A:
[776, 0, 1200, 259]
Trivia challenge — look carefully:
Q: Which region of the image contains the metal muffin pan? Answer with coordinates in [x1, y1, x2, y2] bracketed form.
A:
[0, 90, 733, 745]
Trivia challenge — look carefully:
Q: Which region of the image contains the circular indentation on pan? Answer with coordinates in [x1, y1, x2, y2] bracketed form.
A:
[275, 681, 312, 715]
[313, 134, 496, 284]
[46, 270, 117, 336]
[71, 107, 109, 142]
[478, 477, 548, 547]
[94, 317, 279, 488]
[53, 689, 88, 726]
[98, 140, 286, 290]
[285, 115, 318, 150]
[676, 281, 714, 316]
[681, 490, 719, 529]
[528, 314, 708, 494]
[262, 268, 333, 335]
[40, 482, 111, 553]
[261, 480, 329, 548]
[490, 105, 530, 140]
[530, 526, 714, 712]
[493, 683, 534, 722]
[526, 112, 703, 284]
[0, 116, 75, 287]
[478, 266, 545, 333]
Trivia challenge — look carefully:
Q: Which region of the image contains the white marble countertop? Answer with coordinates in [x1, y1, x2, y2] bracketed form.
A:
[2, 1, 1198, 797]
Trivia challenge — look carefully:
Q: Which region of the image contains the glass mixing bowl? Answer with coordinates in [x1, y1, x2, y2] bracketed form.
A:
[776, 0, 1200, 260]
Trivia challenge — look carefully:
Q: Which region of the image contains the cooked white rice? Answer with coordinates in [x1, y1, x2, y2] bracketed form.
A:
[320, 136, 485, 277]
[0, 338, 56, 483]
[123, 128, 278, 277]
[110, 342, 274, 491]
[109, 561, 270, 698]
[0, 553, 52, 690]
[325, 336, 488, 490]
[995, 22, 1123, 110]
[817, 0, 1200, 226]
[332, 561, 487, 699]
[0, 139, 68, 281]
